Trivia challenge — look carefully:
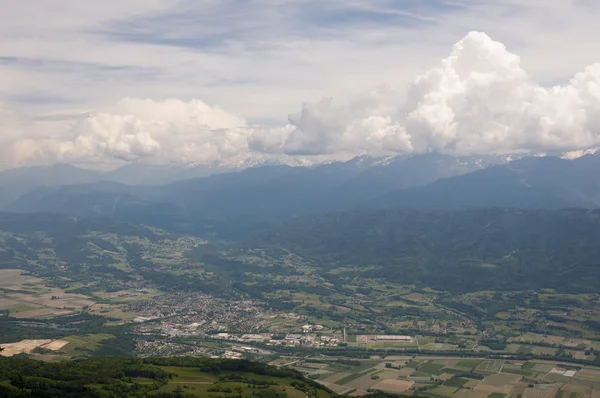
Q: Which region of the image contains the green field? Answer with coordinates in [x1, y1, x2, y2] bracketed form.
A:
[288, 356, 600, 398]
[456, 360, 482, 370]
[61, 334, 115, 356]
[335, 372, 365, 385]
[418, 361, 446, 375]
[8, 306, 38, 314]
[477, 360, 503, 373]
[444, 377, 469, 388]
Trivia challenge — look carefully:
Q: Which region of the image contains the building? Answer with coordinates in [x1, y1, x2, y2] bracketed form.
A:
[374, 335, 413, 342]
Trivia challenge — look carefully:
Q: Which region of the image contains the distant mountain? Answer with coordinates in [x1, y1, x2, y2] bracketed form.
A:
[88, 155, 325, 185]
[142, 152, 495, 218]
[0, 164, 104, 208]
[0, 158, 300, 208]
[104, 160, 263, 185]
[7, 153, 487, 236]
[7, 153, 600, 239]
[370, 154, 600, 210]
[331, 152, 487, 208]
[0, 151, 527, 212]
[103, 163, 193, 185]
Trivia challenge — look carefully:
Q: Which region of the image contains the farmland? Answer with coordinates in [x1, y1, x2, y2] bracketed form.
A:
[0, 269, 94, 318]
[279, 355, 600, 397]
[0, 339, 68, 357]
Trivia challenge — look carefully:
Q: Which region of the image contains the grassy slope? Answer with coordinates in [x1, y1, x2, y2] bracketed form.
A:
[0, 357, 337, 397]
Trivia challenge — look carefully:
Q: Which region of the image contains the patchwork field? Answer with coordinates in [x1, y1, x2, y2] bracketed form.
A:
[0, 269, 152, 325]
[477, 360, 504, 373]
[0, 269, 95, 318]
[0, 339, 68, 357]
[475, 373, 522, 393]
[372, 379, 415, 393]
[287, 357, 600, 397]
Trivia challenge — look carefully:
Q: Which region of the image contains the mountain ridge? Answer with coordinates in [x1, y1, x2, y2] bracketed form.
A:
[4, 153, 492, 236]
[6, 152, 600, 238]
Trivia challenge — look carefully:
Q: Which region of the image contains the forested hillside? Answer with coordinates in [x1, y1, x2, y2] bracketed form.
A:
[246, 208, 600, 293]
[0, 357, 336, 397]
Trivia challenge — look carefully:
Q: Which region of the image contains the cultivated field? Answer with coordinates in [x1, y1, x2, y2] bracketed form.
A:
[0, 339, 68, 357]
[0, 269, 95, 318]
[286, 356, 600, 397]
[0, 269, 153, 324]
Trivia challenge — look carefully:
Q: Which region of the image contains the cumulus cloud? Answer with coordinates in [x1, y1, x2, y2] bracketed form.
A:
[2, 32, 600, 168]
[0, 105, 41, 168]
[403, 32, 600, 155]
[249, 92, 412, 156]
[286, 97, 413, 155]
[276, 32, 600, 157]
[0, 99, 257, 167]
[66, 99, 249, 163]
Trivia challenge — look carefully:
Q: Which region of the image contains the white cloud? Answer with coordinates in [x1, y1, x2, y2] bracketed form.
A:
[0, 105, 40, 168]
[70, 113, 161, 161]
[66, 99, 253, 164]
[113, 98, 244, 129]
[259, 32, 600, 157]
[404, 32, 600, 155]
[0, 98, 252, 167]
[2, 32, 600, 168]
[266, 96, 412, 155]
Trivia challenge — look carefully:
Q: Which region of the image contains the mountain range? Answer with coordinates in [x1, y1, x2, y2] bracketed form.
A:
[0, 156, 319, 208]
[372, 154, 600, 210]
[3, 151, 600, 238]
[0, 153, 497, 235]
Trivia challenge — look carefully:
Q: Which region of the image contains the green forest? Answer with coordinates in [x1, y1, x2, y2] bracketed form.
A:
[246, 208, 600, 293]
[0, 357, 338, 398]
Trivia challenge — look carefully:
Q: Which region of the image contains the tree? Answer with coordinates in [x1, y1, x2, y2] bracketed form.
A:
[11, 373, 25, 390]
[174, 384, 184, 398]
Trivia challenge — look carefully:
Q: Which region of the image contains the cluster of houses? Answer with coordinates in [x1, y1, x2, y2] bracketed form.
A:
[211, 324, 342, 348]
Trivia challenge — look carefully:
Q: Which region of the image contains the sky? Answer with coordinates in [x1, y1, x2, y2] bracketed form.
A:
[1, 0, 599, 169]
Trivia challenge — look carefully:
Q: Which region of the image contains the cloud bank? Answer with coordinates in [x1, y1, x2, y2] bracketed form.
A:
[3, 32, 600, 168]
[404, 32, 600, 155]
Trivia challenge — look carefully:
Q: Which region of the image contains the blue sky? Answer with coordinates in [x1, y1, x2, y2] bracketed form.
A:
[0, 0, 599, 168]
